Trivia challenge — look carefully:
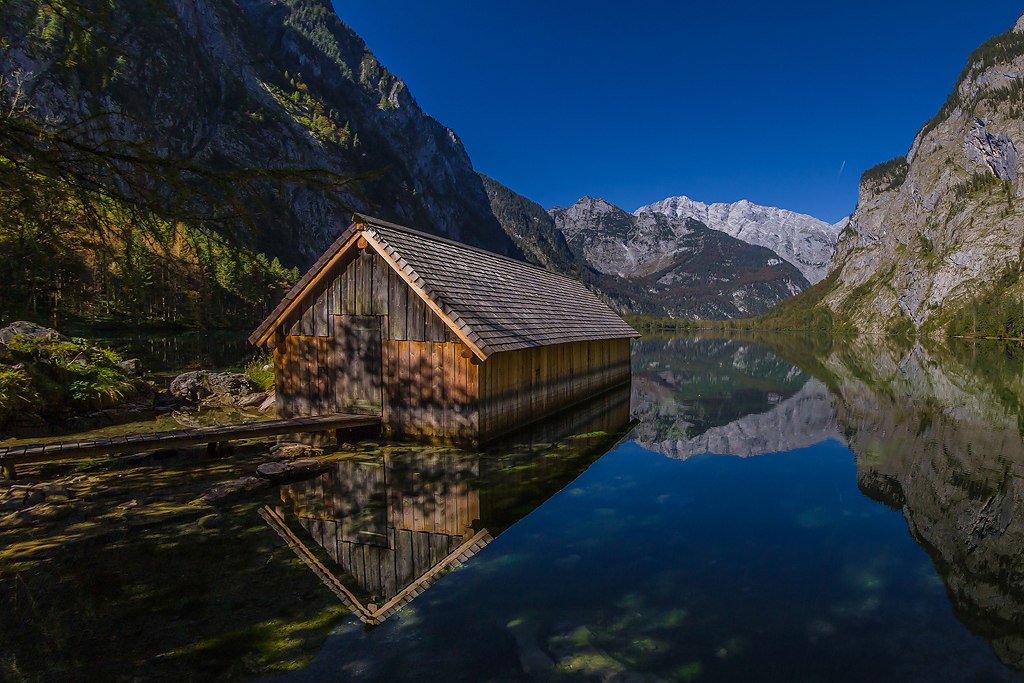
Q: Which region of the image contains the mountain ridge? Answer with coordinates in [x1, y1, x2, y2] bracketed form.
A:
[797, 11, 1024, 336]
[636, 195, 845, 284]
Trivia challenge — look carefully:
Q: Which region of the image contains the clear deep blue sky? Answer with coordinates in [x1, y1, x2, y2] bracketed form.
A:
[333, 1, 1024, 224]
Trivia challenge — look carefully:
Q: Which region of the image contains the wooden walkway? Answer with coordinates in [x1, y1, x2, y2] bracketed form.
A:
[0, 413, 380, 479]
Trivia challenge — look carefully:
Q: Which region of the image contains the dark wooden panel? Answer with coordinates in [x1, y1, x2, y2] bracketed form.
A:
[301, 302, 314, 337]
[396, 529, 414, 587]
[317, 337, 329, 415]
[315, 289, 329, 337]
[407, 292, 426, 342]
[392, 270, 408, 340]
[358, 251, 373, 316]
[371, 254, 388, 316]
[412, 532, 430, 579]
[345, 253, 357, 315]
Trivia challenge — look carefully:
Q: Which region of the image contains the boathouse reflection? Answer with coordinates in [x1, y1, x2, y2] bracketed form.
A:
[265, 385, 632, 625]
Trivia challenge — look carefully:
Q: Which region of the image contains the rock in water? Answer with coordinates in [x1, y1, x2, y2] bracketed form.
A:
[268, 443, 323, 462]
[199, 476, 269, 502]
[169, 371, 211, 402]
[256, 459, 328, 482]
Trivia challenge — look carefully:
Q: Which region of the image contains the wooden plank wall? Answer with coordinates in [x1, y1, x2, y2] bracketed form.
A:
[274, 248, 476, 438]
[272, 244, 631, 442]
[382, 340, 479, 442]
[281, 451, 481, 602]
[479, 338, 631, 441]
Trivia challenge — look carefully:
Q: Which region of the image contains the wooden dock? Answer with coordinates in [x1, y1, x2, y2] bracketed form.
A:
[0, 413, 380, 479]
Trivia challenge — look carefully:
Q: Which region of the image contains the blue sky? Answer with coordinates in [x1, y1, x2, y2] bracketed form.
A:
[334, 1, 1024, 223]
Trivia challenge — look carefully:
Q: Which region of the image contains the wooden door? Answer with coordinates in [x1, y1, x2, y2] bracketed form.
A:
[332, 315, 383, 413]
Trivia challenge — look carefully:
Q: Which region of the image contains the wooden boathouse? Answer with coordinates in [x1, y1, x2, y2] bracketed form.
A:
[249, 214, 639, 443]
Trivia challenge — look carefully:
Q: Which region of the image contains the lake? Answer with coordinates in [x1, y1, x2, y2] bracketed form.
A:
[4, 331, 1024, 682]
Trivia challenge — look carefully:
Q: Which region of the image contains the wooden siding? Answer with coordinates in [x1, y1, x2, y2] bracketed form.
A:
[382, 340, 479, 442]
[281, 451, 481, 602]
[273, 246, 632, 443]
[276, 249, 467, 426]
[479, 338, 631, 441]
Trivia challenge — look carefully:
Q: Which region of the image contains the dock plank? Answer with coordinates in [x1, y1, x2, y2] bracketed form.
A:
[0, 413, 381, 471]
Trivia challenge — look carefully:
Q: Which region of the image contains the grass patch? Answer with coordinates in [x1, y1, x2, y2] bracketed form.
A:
[245, 351, 275, 392]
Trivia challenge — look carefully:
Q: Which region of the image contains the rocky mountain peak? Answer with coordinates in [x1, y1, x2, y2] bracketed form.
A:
[635, 195, 842, 284]
[818, 13, 1024, 335]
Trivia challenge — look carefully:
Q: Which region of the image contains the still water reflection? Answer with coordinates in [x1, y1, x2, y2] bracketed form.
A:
[263, 334, 1024, 682]
[8, 332, 1024, 682]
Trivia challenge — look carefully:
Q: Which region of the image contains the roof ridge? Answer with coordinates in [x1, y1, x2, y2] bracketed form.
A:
[355, 213, 589, 287]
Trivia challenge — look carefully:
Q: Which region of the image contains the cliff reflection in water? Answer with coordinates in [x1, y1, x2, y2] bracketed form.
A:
[817, 336, 1024, 669]
[642, 332, 1024, 670]
[270, 385, 633, 625]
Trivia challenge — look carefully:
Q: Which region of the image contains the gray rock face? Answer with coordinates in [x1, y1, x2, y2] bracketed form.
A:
[549, 197, 689, 278]
[823, 15, 1024, 333]
[169, 371, 258, 405]
[548, 197, 810, 319]
[0, 0, 520, 268]
[635, 196, 844, 284]
[963, 117, 1019, 183]
[0, 322, 68, 344]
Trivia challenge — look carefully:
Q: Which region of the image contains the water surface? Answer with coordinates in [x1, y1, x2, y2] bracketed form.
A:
[6, 332, 1024, 682]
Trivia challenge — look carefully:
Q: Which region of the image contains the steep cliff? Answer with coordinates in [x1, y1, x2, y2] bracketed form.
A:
[637, 195, 845, 284]
[820, 13, 1024, 335]
[548, 197, 809, 318]
[1, 0, 519, 268]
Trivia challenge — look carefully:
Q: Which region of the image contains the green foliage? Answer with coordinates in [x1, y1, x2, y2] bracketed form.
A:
[887, 314, 916, 336]
[917, 233, 935, 257]
[947, 258, 1024, 338]
[245, 352, 275, 392]
[264, 82, 353, 147]
[1, 333, 140, 420]
[1, 0, 361, 330]
[918, 27, 1024, 140]
[953, 171, 1004, 198]
[0, 214, 302, 328]
[0, 367, 35, 419]
[623, 315, 701, 331]
[749, 271, 844, 333]
[861, 156, 909, 194]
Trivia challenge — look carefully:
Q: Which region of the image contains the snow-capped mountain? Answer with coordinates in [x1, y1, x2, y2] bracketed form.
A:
[636, 196, 846, 284]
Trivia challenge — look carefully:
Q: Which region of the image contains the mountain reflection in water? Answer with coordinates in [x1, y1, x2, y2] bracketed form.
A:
[12, 332, 1024, 682]
[274, 334, 1024, 683]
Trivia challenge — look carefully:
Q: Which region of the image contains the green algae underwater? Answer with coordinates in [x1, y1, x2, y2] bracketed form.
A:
[6, 333, 1024, 682]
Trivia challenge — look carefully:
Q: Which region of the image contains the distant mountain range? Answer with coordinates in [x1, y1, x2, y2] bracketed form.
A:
[548, 196, 810, 318]
[637, 196, 846, 285]
[481, 174, 815, 319]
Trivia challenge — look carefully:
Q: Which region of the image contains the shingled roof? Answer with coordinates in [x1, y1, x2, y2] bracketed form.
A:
[250, 215, 639, 357]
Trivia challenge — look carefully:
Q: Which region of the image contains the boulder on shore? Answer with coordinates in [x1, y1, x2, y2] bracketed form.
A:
[169, 371, 261, 407]
[0, 321, 68, 345]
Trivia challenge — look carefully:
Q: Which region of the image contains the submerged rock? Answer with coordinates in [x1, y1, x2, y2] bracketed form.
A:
[198, 476, 269, 503]
[256, 459, 328, 482]
[267, 443, 323, 462]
